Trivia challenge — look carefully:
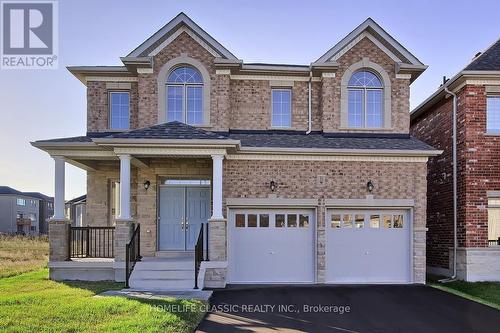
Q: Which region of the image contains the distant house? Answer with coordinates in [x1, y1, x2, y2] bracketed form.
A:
[65, 195, 86, 227]
[23, 192, 54, 234]
[0, 186, 53, 235]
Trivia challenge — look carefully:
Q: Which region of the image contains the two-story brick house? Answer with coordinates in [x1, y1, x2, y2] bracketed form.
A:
[411, 39, 500, 281]
[33, 13, 439, 289]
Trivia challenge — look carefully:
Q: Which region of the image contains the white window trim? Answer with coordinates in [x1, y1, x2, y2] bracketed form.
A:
[108, 90, 131, 130]
[157, 55, 211, 126]
[166, 71, 204, 125]
[271, 88, 292, 129]
[340, 58, 391, 129]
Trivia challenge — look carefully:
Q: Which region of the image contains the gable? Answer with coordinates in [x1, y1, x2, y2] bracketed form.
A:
[316, 18, 423, 66]
[127, 12, 237, 60]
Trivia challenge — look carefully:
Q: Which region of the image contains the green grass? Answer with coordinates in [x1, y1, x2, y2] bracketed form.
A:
[0, 235, 49, 278]
[0, 269, 206, 332]
[428, 276, 500, 310]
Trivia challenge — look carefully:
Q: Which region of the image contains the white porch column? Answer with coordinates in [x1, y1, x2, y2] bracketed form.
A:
[53, 156, 66, 219]
[118, 154, 131, 220]
[211, 154, 224, 220]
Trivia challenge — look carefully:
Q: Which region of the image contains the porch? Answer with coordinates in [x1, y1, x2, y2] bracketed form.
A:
[35, 128, 237, 289]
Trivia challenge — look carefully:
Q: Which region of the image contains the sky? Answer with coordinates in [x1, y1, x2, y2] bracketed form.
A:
[0, 0, 499, 199]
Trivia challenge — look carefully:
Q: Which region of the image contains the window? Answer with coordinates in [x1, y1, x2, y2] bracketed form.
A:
[331, 214, 341, 228]
[259, 214, 269, 227]
[109, 91, 130, 130]
[342, 214, 353, 228]
[29, 213, 36, 222]
[275, 214, 286, 228]
[166, 66, 204, 125]
[299, 214, 309, 228]
[393, 215, 404, 228]
[16, 198, 25, 206]
[383, 215, 392, 228]
[272, 89, 292, 128]
[370, 214, 380, 228]
[235, 214, 245, 227]
[487, 96, 500, 134]
[347, 71, 383, 128]
[488, 198, 500, 244]
[287, 214, 297, 227]
[248, 214, 257, 227]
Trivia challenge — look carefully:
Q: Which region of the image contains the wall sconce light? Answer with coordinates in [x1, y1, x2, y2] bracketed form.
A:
[269, 180, 276, 192]
[143, 180, 151, 190]
[367, 180, 374, 193]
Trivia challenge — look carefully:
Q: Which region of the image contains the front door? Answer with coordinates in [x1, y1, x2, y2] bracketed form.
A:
[158, 184, 210, 251]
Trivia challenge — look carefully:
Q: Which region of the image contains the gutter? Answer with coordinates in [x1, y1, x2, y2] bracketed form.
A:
[439, 85, 458, 283]
[307, 67, 313, 134]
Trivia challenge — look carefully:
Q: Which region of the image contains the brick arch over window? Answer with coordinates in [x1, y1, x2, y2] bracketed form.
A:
[340, 58, 391, 129]
[157, 55, 211, 125]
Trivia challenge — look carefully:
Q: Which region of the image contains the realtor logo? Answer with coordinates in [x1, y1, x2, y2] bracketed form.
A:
[1, 0, 58, 69]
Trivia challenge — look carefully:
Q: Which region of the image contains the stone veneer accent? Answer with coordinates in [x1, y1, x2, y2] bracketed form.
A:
[48, 219, 70, 262]
[450, 247, 500, 282]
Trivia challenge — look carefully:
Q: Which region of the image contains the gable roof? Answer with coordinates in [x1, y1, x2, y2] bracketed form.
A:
[411, 38, 500, 121]
[23, 192, 53, 201]
[315, 18, 425, 67]
[0, 186, 24, 196]
[465, 38, 500, 71]
[127, 12, 237, 60]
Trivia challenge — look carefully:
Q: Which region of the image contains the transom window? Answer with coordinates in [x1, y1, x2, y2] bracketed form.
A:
[487, 96, 500, 134]
[235, 212, 309, 228]
[272, 89, 292, 128]
[166, 66, 204, 125]
[347, 71, 383, 128]
[109, 91, 130, 130]
[331, 212, 404, 229]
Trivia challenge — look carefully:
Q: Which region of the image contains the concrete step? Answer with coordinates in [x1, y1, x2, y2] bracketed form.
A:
[155, 251, 194, 259]
[132, 269, 194, 280]
[135, 258, 194, 270]
[129, 278, 195, 290]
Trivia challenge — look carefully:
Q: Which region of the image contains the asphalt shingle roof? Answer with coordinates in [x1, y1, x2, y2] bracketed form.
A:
[224, 131, 435, 150]
[465, 39, 500, 71]
[34, 122, 436, 151]
[104, 121, 229, 140]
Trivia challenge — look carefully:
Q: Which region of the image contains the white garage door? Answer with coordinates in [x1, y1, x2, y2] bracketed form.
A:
[326, 209, 411, 283]
[228, 209, 315, 284]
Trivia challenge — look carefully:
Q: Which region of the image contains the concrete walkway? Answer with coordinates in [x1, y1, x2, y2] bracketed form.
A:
[97, 289, 212, 301]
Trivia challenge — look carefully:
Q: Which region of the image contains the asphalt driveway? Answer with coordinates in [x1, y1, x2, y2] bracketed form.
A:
[196, 285, 500, 333]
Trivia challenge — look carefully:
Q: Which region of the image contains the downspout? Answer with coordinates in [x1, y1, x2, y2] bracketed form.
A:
[306, 68, 312, 134]
[439, 85, 458, 283]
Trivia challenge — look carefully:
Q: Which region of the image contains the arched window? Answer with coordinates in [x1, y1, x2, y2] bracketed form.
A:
[347, 70, 383, 128]
[166, 66, 204, 125]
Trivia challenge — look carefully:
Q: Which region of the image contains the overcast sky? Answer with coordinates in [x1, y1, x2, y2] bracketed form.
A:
[0, 0, 498, 199]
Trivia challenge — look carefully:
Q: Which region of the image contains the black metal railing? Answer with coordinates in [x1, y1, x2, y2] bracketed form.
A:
[194, 224, 204, 289]
[488, 237, 500, 246]
[69, 226, 115, 259]
[125, 224, 141, 288]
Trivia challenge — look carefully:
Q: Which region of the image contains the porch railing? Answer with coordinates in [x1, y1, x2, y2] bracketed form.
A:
[488, 237, 500, 246]
[125, 224, 141, 288]
[68, 226, 115, 259]
[194, 224, 204, 289]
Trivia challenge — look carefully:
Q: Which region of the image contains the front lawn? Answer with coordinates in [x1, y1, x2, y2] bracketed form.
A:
[428, 277, 500, 310]
[0, 269, 206, 332]
[0, 235, 48, 278]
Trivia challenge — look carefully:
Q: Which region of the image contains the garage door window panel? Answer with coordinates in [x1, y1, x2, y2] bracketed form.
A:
[354, 214, 365, 228]
[370, 214, 380, 228]
[393, 215, 404, 228]
[276, 214, 286, 228]
[236, 214, 245, 227]
[288, 214, 297, 227]
[383, 215, 392, 228]
[259, 214, 269, 227]
[342, 214, 353, 228]
[299, 214, 309, 228]
[331, 214, 341, 228]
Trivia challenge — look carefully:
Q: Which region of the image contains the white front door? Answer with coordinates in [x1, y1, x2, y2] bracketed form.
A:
[326, 209, 411, 283]
[228, 208, 315, 284]
[158, 185, 210, 251]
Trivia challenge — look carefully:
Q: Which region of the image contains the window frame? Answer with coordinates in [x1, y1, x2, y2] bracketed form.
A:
[347, 70, 384, 129]
[16, 198, 26, 206]
[108, 90, 131, 130]
[271, 88, 293, 128]
[486, 95, 500, 135]
[166, 66, 204, 125]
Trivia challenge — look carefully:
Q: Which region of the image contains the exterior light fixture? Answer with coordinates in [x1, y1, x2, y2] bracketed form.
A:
[270, 180, 276, 192]
[367, 180, 374, 193]
[143, 180, 151, 190]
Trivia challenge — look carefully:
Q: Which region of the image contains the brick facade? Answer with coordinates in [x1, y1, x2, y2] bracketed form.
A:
[411, 84, 500, 272]
[86, 34, 410, 134]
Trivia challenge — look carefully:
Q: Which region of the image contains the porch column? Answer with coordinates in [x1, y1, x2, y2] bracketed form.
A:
[118, 154, 131, 220]
[53, 156, 66, 219]
[211, 154, 224, 220]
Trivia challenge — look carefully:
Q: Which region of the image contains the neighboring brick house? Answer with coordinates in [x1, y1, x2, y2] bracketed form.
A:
[32, 13, 440, 288]
[410, 39, 500, 281]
